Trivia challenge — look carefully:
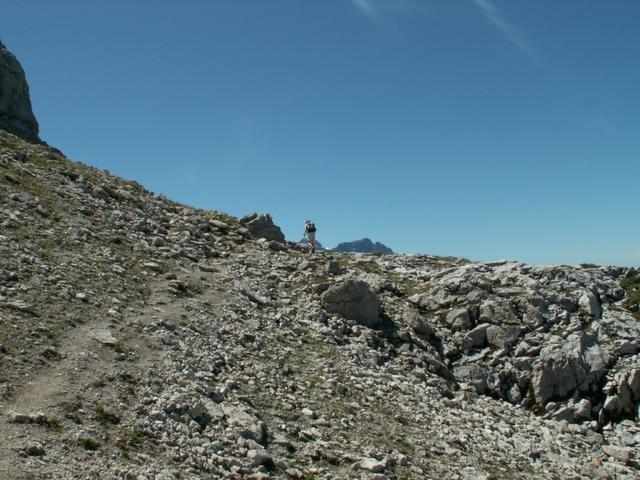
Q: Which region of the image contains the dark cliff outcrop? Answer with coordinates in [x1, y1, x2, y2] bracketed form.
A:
[0, 40, 40, 143]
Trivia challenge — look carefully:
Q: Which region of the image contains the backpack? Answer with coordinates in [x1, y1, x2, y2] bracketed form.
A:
[307, 222, 316, 233]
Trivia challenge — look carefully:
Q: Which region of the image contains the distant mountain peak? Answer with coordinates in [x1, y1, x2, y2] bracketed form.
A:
[332, 238, 393, 254]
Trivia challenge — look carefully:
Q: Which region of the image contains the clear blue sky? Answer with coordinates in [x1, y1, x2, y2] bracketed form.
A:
[2, 1, 638, 266]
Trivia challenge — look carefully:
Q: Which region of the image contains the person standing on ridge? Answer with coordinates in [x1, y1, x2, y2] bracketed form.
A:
[304, 219, 316, 254]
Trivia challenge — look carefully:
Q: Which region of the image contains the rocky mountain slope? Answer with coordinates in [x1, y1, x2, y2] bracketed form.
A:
[1, 37, 639, 480]
[1, 129, 639, 480]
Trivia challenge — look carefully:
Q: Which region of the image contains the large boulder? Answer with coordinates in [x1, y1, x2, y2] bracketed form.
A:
[460, 323, 490, 352]
[221, 404, 268, 446]
[239, 213, 285, 243]
[408, 286, 456, 311]
[445, 308, 473, 331]
[601, 366, 640, 420]
[321, 280, 383, 328]
[532, 332, 612, 404]
[485, 325, 522, 350]
[578, 290, 602, 318]
[453, 364, 496, 394]
[0, 41, 40, 142]
[478, 299, 520, 325]
[403, 310, 435, 337]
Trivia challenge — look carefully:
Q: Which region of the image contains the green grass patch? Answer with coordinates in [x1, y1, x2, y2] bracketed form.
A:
[438, 256, 471, 265]
[115, 428, 151, 458]
[621, 274, 640, 319]
[116, 441, 130, 459]
[65, 412, 83, 424]
[187, 279, 205, 295]
[95, 403, 120, 425]
[106, 342, 127, 354]
[78, 437, 99, 450]
[388, 273, 431, 296]
[354, 261, 379, 273]
[126, 429, 148, 446]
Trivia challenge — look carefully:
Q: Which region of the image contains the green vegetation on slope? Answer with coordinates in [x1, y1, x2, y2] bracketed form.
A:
[621, 273, 640, 319]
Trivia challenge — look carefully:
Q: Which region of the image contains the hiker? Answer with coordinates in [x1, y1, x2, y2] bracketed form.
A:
[304, 219, 316, 254]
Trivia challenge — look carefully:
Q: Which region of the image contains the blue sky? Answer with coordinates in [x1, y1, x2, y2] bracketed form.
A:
[2, 1, 638, 266]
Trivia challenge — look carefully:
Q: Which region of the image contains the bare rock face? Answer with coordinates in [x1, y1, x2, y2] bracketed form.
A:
[0, 40, 40, 143]
[532, 332, 612, 404]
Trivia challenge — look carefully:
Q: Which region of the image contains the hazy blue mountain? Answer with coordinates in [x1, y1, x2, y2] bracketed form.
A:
[332, 238, 393, 254]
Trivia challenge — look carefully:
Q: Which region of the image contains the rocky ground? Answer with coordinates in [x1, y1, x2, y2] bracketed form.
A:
[1, 128, 639, 479]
